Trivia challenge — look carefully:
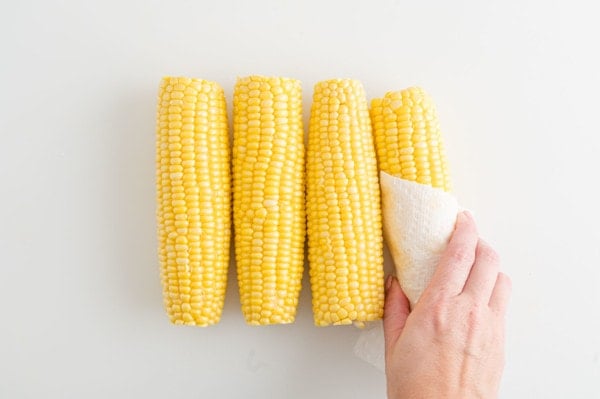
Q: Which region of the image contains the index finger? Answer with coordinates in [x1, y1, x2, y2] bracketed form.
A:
[424, 211, 479, 298]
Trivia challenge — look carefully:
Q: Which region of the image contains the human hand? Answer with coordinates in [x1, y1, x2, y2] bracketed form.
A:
[383, 211, 511, 399]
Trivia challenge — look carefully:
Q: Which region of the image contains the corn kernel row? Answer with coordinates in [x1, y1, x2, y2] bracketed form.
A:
[306, 79, 384, 326]
[156, 77, 231, 326]
[232, 76, 306, 325]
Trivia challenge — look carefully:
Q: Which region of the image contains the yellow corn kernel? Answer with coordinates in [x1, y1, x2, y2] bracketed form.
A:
[370, 87, 451, 190]
[156, 77, 231, 326]
[307, 78, 384, 326]
[233, 76, 305, 325]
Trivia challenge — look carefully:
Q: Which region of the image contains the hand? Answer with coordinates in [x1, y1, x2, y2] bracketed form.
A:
[383, 211, 511, 399]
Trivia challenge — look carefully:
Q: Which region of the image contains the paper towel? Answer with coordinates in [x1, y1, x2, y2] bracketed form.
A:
[354, 171, 460, 371]
[380, 171, 459, 307]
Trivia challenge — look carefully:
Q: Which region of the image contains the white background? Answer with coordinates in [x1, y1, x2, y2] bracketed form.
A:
[1, 0, 599, 397]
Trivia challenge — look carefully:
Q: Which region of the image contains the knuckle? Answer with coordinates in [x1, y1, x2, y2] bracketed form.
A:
[480, 243, 500, 264]
[468, 302, 485, 321]
[464, 303, 487, 332]
[449, 245, 472, 264]
[426, 297, 453, 332]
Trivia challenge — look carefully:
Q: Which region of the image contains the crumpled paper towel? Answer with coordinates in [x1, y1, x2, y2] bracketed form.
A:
[354, 171, 460, 371]
[380, 171, 459, 308]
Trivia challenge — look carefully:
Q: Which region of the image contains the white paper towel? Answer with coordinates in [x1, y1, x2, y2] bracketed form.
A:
[380, 171, 459, 308]
[354, 171, 460, 371]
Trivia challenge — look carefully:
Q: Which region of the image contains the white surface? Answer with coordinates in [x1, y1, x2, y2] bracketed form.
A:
[1, 0, 599, 397]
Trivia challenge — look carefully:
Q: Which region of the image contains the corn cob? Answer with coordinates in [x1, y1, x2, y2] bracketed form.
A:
[306, 79, 384, 326]
[232, 76, 305, 325]
[156, 77, 231, 326]
[370, 87, 451, 191]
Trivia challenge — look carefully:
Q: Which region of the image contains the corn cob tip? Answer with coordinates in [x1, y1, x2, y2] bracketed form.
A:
[313, 78, 366, 92]
[159, 76, 223, 90]
[370, 86, 451, 191]
[236, 75, 302, 89]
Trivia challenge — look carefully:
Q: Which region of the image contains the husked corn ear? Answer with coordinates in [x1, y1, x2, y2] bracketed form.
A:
[307, 79, 384, 326]
[156, 77, 231, 326]
[233, 76, 305, 325]
[370, 87, 451, 191]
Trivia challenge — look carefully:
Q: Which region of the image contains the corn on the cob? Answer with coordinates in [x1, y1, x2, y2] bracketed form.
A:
[156, 77, 231, 326]
[232, 76, 305, 325]
[370, 87, 451, 191]
[306, 79, 384, 326]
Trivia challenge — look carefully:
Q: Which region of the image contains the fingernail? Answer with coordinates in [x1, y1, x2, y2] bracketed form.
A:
[385, 275, 394, 292]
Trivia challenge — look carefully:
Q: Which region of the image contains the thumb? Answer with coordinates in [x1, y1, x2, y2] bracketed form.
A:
[383, 275, 410, 351]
